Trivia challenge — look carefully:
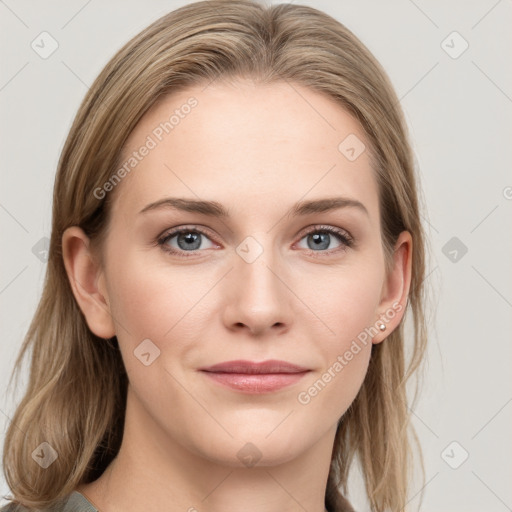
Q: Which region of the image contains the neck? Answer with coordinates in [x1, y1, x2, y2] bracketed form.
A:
[77, 386, 336, 512]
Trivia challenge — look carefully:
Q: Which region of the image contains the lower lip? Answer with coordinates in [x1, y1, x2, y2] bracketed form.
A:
[201, 371, 309, 393]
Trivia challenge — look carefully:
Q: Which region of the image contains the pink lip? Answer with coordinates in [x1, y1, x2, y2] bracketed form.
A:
[199, 359, 310, 393]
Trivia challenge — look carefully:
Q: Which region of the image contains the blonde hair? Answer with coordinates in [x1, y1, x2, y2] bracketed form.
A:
[2, 1, 432, 511]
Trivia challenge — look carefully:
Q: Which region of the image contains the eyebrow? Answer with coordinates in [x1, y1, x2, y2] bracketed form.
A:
[138, 196, 369, 218]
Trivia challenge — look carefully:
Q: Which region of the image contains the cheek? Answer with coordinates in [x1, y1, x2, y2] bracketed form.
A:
[310, 260, 384, 345]
[294, 263, 382, 414]
[104, 254, 206, 423]
[104, 250, 217, 382]
[106, 249, 199, 337]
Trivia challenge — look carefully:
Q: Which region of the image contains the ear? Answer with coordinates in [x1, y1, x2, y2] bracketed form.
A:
[61, 226, 116, 339]
[372, 230, 412, 344]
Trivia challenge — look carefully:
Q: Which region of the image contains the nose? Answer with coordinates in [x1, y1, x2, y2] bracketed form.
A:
[221, 244, 294, 337]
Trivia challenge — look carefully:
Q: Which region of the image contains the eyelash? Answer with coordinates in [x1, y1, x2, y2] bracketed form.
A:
[156, 224, 354, 258]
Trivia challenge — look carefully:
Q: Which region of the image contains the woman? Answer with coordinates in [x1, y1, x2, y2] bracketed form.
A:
[1, 1, 430, 511]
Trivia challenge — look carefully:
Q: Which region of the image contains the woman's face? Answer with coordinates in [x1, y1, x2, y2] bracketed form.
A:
[72, 78, 410, 468]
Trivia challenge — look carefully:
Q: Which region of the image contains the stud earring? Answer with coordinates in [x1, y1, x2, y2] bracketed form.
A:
[378, 323, 386, 331]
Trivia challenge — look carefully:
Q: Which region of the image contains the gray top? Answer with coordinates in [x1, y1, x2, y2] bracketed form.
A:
[0, 491, 98, 512]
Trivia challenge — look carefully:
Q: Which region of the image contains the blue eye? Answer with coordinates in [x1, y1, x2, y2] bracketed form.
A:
[157, 224, 354, 258]
[296, 225, 354, 255]
[158, 227, 216, 257]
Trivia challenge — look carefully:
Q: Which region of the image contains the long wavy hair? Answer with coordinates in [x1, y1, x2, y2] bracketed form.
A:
[2, 1, 432, 510]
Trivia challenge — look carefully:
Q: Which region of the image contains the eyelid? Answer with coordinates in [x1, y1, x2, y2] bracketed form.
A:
[298, 224, 353, 244]
[157, 225, 219, 256]
[158, 224, 216, 241]
[293, 224, 354, 256]
[156, 223, 354, 257]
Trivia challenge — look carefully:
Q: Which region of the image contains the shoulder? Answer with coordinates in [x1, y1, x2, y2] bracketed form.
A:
[0, 491, 98, 512]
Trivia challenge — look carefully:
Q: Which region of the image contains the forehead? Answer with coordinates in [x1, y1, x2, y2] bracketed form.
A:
[111, 79, 379, 222]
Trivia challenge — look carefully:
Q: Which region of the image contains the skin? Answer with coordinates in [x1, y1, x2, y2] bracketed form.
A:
[63, 78, 412, 512]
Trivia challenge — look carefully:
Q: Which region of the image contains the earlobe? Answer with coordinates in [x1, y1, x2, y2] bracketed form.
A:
[61, 226, 116, 339]
[372, 231, 412, 344]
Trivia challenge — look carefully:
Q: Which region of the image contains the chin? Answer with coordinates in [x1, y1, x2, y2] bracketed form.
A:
[192, 430, 308, 469]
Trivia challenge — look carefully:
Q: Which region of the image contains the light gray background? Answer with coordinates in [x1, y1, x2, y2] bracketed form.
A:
[1, 1, 511, 510]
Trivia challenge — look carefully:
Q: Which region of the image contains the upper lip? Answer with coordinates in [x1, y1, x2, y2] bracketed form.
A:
[199, 359, 310, 374]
